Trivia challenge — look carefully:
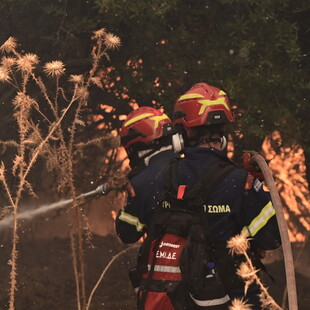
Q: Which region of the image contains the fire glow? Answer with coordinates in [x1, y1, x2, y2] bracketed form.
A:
[262, 131, 310, 242]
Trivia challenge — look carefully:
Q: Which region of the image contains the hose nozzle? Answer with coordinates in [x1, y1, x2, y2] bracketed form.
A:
[76, 184, 110, 200]
[94, 184, 109, 196]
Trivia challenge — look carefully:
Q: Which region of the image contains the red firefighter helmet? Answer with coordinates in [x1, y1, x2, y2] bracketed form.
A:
[173, 83, 235, 128]
[120, 106, 173, 149]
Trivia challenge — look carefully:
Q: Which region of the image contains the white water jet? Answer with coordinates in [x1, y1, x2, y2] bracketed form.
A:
[0, 184, 110, 230]
[0, 198, 73, 229]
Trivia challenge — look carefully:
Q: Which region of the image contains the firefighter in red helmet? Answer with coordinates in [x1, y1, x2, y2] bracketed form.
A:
[130, 83, 281, 310]
[119, 106, 182, 173]
[116, 106, 181, 243]
[169, 82, 281, 309]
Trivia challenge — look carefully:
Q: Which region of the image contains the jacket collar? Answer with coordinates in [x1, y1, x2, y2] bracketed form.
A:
[183, 147, 228, 160]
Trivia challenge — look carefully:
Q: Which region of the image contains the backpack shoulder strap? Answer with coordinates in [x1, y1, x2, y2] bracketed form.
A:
[162, 157, 237, 202]
[166, 158, 237, 202]
[186, 159, 237, 201]
[162, 158, 181, 197]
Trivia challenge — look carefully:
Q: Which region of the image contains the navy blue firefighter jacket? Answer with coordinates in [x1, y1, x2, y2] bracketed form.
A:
[116, 147, 281, 250]
[115, 149, 177, 243]
[116, 147, 281, 251]
[170, 147, 281, 251]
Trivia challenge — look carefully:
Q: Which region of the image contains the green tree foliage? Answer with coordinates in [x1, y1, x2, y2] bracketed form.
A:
[95, 0, 309, 151]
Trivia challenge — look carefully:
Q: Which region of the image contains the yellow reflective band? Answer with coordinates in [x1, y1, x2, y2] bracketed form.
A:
[242, 201, 276, 237]
[178, 93, 204, 101]
[118, 211, 146, 232]
[218, 90, 227, 96]
[241, 226, 250, 237]
[198, 97, 230, 115]
[123, 113, 153, 127]
[150, 114, 170, 129]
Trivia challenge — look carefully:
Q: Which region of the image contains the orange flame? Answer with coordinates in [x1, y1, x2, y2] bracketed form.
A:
[262, 131, 310, 242]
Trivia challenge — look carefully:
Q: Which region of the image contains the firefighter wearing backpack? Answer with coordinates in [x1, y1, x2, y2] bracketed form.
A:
[134, 83, 281, 310]
[115, 106, 182, 243]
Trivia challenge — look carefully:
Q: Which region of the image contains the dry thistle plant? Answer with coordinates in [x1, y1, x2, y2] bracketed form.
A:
[227, 234, 283, 310]
[0, 29, 122, 310]
[229, 298, 253, 310]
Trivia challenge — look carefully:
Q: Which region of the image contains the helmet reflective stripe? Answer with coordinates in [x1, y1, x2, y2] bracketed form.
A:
[198, 97, 230, 115]
[189, 293, 230, 307]
[178, 93, 204, 101]
[118, 211, 146, 232]
[120, 106, 172, 150]
[123, 113, 153, 127]
[147, 264, 181, 274]
[150, 114, 170, 129]
[173, 83, 235, 128]
[241, 201, 275, 237]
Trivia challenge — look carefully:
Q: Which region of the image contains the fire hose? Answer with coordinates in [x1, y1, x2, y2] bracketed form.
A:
[251, 153, 298, 310]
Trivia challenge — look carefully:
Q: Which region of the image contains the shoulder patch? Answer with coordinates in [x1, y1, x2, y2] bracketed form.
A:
[253, 178, 262, 192]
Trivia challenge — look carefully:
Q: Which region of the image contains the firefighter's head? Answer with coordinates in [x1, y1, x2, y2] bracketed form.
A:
[120, 106, 182, 169]
[173, 82, 235, 150]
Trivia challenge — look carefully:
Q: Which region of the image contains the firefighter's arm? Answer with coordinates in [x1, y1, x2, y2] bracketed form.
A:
[241, 151, 281, 249]
[115, 209, 145, 243]
[115, 181, 146, 243]
[241, 178, 281, 250]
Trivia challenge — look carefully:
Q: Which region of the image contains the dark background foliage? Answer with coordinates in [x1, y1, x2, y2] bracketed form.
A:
[1, 0, 308, 169]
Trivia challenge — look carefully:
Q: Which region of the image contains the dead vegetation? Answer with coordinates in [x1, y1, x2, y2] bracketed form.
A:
[0, 29, 124, 310]
[227, 234, 283, 310]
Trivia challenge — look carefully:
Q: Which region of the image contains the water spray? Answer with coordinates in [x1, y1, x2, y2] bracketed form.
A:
[0, 183, 114, 229]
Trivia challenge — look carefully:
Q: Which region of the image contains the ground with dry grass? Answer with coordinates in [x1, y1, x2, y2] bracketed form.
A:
[0, 235, 137, 310]
[0, 233, 309, 310]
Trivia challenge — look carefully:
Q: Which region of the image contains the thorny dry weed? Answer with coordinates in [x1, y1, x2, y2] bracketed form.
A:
[229, 298, 253, 310]
[0, 29, 122, 310]
[227, 234, 283, 309]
